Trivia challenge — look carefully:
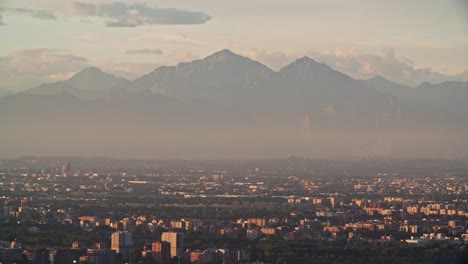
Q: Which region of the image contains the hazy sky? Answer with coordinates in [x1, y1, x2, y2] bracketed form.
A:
[1, 0, 468, 90]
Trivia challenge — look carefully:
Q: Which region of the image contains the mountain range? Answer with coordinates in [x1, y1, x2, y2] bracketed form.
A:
[1, 49, 467, 159]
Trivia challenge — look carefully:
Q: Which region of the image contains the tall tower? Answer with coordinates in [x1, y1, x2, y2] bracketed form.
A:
[152, 241, 171, 264]
[62, 161, 71, 176]
[111, 231, 132, 258]
[161, 232, 184, 261]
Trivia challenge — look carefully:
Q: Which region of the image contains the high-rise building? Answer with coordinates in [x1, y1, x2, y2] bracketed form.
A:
[0, 248, 23, 264]
[62, 161, 71, 176]
[4, 200, 13, 217]
[35, 248, 50, 264]
[86, 249, 116, 264]
[20, 198, 27, 208]
[111, 231, 132, 258]
[53, 248, 73, 264]
[152, 241, 171, 264]
[161, 232, 184, 261]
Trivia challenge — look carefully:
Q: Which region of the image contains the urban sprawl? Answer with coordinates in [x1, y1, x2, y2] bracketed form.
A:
[0, 158, 467, 264]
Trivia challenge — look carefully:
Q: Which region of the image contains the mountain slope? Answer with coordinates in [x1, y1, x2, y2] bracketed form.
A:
[0, 50, 466, 159]
[366, 76, 468, 116]
[365, 75, 413, 98]
[67, 67, 129, 91]
[124, 51, 399, 123]
[266, 57, 399, 129]
[414, 81, 468, 115]
[21, 67, 130, 100]
[124, 49, 274, 104]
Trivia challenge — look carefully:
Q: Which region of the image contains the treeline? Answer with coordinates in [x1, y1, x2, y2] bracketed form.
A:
[255, 240, 468, 264]
[0, 218, 114, 247]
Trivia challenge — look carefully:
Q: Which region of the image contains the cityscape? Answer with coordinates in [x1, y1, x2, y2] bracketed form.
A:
[0, 158, 467, 263]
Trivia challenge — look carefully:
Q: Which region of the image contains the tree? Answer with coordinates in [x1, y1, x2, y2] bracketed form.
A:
[140, 256, 157, 264]
[131, 250, 142, 264]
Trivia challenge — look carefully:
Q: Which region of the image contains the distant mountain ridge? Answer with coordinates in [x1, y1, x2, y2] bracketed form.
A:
[123, 49, 274, 102]
[364, 75, 468, 116]
[67, 67, 129, 91]
[0, 49, 467, 159]
[5, 49, 467, 108]
[19, 67, 130, 100]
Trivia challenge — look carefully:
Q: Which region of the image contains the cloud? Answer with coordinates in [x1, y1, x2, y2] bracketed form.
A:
[308, 47, 460, 86]
[0, 48, 164, 90]
[8, 49, 87, 74]
[0, 2, 210, 27]
[0, 49, 89, 91]
[68, 1, 211, 27]
[240, 47, 468, 86]
[70, 2, 97, 16]
[96, 61, 161, 81]
[46, 71, 78, 81]
[97, 50, 202, 80]
[239, 48, 292, 71]
[6, 8, 56, 20]
[134, 33, 205, 46]
[79, 19, 93, 24]
[174, 51, 198, 63]
[126, 49, 163, 55]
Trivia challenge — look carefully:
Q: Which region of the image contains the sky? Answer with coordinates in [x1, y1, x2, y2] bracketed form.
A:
[1, 0, 468, 91]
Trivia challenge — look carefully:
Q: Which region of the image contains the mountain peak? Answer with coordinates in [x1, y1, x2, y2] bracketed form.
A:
[280, 56, 335, 75]
[417, 81, 432, 88]
[285, 56, 332, 71]
[212, 49, 237, 56]
[204, 49, 245, 62]
[65, 67, 128, 92]
[367, 75, 409, 88]
[295, 56, 320, 64]
[82, 66, 101, 72]
[368, 75, 386, 81]
[70, 67, 111, 80]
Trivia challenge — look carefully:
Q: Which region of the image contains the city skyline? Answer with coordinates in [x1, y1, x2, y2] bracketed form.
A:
[0, 157, 466, 263]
